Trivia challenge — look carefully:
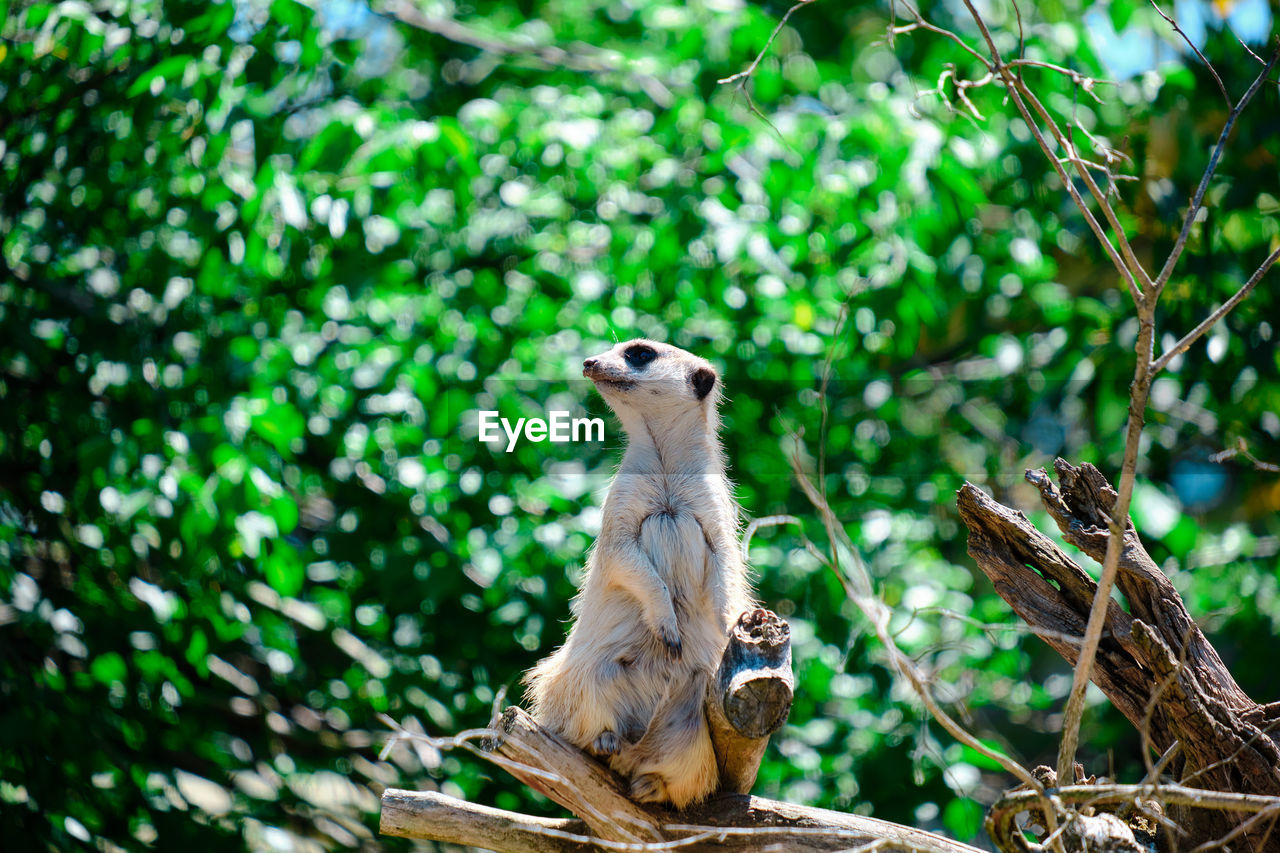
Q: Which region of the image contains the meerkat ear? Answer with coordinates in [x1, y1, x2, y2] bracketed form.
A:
[690, 367, 716, 401]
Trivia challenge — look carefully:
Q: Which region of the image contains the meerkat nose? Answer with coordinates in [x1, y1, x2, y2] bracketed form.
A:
[583, 357, 598, 369]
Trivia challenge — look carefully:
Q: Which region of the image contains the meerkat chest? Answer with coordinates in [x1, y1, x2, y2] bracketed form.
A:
[609, 478, 730, 588]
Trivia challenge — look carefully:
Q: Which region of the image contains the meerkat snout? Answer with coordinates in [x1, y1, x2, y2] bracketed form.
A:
[582, 340, 720, 410]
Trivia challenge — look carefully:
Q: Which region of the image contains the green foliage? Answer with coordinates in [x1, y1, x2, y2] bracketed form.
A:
[2, 0, 1278, 850]
[943, 796, 986, 841]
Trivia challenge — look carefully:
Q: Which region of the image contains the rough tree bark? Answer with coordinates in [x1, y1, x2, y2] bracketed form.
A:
[958, 459, 1280, 851]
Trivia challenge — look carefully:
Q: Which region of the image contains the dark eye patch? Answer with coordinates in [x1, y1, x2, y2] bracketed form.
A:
[624, 344, 658, 368]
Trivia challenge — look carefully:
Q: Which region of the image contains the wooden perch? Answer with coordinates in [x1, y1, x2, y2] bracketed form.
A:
[380, 789, 595, 853]
[380, 783, 991, 852]
[958, 459, 1280, 850]
[483, 704, 664, 844]
[706, 608, 794, 793]
[381, 608, 977, 852]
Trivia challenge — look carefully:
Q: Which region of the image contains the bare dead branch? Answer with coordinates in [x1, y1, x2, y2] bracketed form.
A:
[1230, 27, 1267, 65]
[1152, 244, 1280, 373]
[1005, 59, 1114, 98]
[1149, 1, 1232, 107]
[960, 463, 1280, 849]
[1209, 438, 1280, 473]
[1141, 740, 1183, 786]
[381, 716, 997, 853]
[1153, 44, 1280, 297]
[1057, 155, 1138, 182]
[889, 0, 993, 69]
[949, 1, 1145, 304]
[988, 782, 1280, 853]
[915, 66, 993, 120]
[382, 785, 995, 851]
[380, 790, 595, 852]
[788, 432, 1041, 794]
[719, 0, 817, 85]
[1006, 70, 1154, 298]
[374, 0, 675, 107]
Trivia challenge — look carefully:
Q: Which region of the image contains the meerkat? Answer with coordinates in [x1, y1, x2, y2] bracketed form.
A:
[523, 339, 755, 809]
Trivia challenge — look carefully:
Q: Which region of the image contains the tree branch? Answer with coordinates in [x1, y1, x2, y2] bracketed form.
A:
[719, 0, 818, 85]
[954, 0, 1146, 304]
[1153, 43, 1280, 297]
[1152, 244, 1280, 373]
[380, 790, 595, 852]
[374, 0, 675, 107]
[1149, 1, 1232, 107]
[380, 783, 995, 852]
[958, 463, 1280, 850]
[988, 782, 1280, 853]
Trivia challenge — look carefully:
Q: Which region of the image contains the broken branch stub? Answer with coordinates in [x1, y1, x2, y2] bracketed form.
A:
[707, 608, 794, 793]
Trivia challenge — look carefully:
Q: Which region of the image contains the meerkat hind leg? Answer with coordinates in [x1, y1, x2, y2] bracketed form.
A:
[615, 669, 718, 809]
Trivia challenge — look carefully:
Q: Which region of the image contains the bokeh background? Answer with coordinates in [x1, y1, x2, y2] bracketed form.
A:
[2, 0, 1279, 850]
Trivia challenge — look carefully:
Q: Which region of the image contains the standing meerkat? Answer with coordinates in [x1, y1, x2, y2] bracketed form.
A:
[523, 338, 756, 808]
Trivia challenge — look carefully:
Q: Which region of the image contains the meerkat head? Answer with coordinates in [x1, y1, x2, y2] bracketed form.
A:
[582, 339, 720, 427]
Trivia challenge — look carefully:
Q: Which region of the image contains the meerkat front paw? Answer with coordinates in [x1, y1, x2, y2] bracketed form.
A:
[629, 772, 668, 804]
[655, 619, 683, 660]
[588, 730, 624, 758]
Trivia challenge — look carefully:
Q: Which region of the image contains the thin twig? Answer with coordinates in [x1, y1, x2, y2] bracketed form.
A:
[1052, 360, 1154, 788]
[1005, 59, 1115, 97]
[954, 5, 1146, 303]
[1013, 0, 1025, 66]
[1149, 1, 1232, 108]
[1057, 155, 1139, 180]
[374, 0, 675, 106]
[715, 0, 816, 137]
[718, 0, 817, 85]
[1152, 244, 1280, 373]
[1229, 27, 1266, 65]
[889, 0, 994, 69]
[1153, 44, 1280, 297]
[1141, 741, 1183, 786]
[1012, 75, 1154, 297]
[1209, 438, 1280, 472]
[892, 0, 1145, 299]
[740, 514, 805, 560]
[788, 344, 1043, 798]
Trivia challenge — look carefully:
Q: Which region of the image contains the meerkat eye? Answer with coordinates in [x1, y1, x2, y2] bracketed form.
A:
[623, 344, 658, 368]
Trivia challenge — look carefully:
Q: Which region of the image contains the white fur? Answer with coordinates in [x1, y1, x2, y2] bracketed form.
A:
[523, 339, 755, 808]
